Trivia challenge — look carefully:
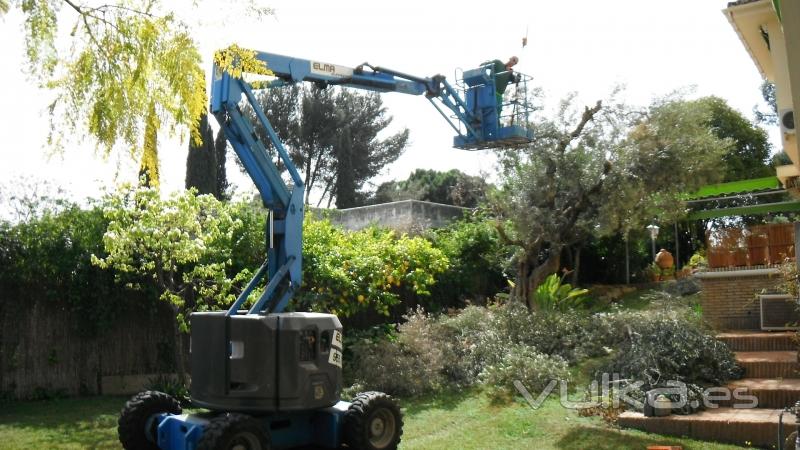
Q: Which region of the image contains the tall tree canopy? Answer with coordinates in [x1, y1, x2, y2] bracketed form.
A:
[754, 80, 778, 126]
[8, 0, 269, 183]
[330, 90, 409, 208]
[493, 95, 732, 308]
[246, 85, 408, 207]
[185, 113, 229, 200]
[185, 113, 217, 196]
[15, 1, 206, 151]
[753, 81, 792, 167]
[214, 128, 231, 199]
[371, 169, 490, 207]
[698, 96, 772, 181]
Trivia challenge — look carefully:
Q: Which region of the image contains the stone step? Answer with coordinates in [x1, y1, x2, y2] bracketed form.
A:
[736, 351, 800, 378]
[718, 378, 800, 409]
[718, 331, 796, 352]
[618, 407, 788, 448]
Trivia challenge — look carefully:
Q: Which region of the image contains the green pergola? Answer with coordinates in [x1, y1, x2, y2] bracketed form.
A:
[685, 176, 800, 220]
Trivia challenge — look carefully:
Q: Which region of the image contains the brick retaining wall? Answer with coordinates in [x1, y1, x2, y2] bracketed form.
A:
[697, 269, 782, 330]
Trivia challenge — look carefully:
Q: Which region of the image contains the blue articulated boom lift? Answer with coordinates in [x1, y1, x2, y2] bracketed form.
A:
[117, 50, 534, 450]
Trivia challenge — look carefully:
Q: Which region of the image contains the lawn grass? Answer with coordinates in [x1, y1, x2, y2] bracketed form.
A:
[0, 395, 123, 449]
[0, 390, 748, 450]
[594, 285, 703, 314]
[401, 390, 747, 450]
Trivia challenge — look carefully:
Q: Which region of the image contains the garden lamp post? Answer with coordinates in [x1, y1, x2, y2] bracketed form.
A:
[647, 224, 660, 261]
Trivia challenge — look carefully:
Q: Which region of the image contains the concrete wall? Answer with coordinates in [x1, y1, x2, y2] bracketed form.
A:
[696, 269, 783, 330]
[319, 200, 469, 233]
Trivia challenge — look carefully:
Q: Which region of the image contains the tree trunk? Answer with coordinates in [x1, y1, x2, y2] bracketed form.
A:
[625, 232, 630, 284]
[571, 245, 582, 286]
[186, 113, 218, 197]
[172, 307, 187, 383]
[214, 128, 230, 200]
[515, 260, 529, 303]
[523, 251, 561, 311]
[564, 247, 574, 276]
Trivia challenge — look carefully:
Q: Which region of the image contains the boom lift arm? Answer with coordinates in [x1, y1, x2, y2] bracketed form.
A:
[211, 50, 534, 315]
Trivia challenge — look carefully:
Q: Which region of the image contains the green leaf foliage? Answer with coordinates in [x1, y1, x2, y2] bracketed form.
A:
[91, 184, 247, 331]
[0, 201, 144, 335]
[185, 113, 219, 197]
[426, 215, 509, 307]
[245, 85, 408, 207]
[370, 169, 491, 207]
[698, 96, 772, 182]
[600, 96, 734, 233]
[3, 187, 451, 329]
[16, 0, 207, 155]
[299, 217, 449, 317]
[532, 273, 589, 312]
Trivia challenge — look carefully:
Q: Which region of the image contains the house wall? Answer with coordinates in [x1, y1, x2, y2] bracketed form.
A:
[697, 269, 783, 330]
[784, 0, 800, 166]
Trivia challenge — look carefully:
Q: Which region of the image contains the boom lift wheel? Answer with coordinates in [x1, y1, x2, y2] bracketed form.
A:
[118, 390, 182, 450]
[344, 392, 403, 450]
[197, 413, 271, 450]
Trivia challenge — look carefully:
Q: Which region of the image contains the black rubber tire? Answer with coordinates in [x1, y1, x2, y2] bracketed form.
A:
[118, 390, 182, 450]
[344, 391, 403, 450]
[196, 413, 271, 450]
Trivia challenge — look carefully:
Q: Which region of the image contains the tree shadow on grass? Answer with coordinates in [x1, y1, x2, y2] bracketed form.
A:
[0, 396, 125, 449]
[400, 388, 471, 415]
[556, 425, 702, 450]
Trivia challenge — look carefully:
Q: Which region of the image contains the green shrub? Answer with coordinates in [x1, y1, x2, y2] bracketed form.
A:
[688, 249, 708, 270]
[147, 374, 189, 406]
[299, 218, 449, 317]
[480, 344, 570, 400]
[532, 273, 589, 312]
[1, 189, 452, 328]
[346, 333, 446, 397]
[426, 216, 509, 308]
[602, 311, 742, 386]
[0, 204, 143, 335]
[345, 291, 737, 400]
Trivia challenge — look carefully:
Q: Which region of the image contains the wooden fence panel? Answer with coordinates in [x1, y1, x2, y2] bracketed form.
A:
[0, 284, 176, 399]
[706, 223, 795, 269]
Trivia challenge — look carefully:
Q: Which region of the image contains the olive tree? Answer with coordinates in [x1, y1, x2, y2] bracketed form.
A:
[493, 94, 731, 309]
